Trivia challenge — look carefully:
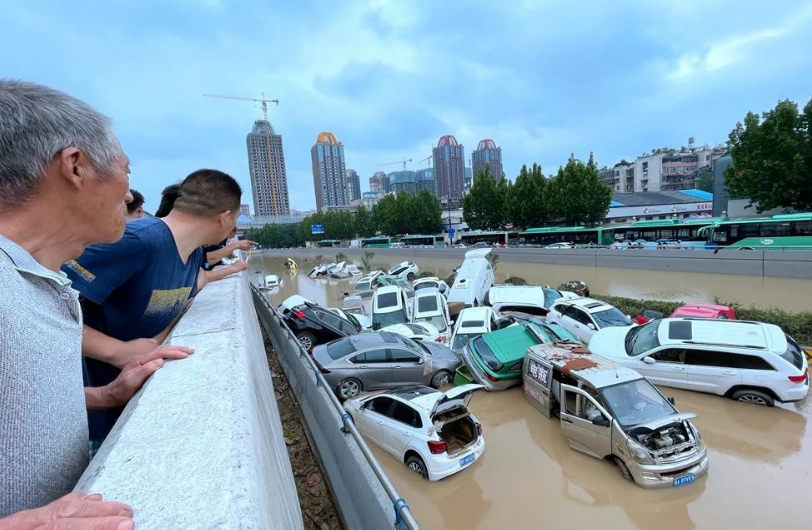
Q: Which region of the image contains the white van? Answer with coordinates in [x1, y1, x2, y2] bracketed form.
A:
[446, 248, 495, 308]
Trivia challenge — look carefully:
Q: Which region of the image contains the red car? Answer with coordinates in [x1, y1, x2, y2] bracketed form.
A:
[635, 303, 736, 325]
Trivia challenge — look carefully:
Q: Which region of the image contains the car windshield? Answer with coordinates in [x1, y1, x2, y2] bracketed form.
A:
[414, 282, 436, 291]
[542, 288, 563, 308]
[416, 315, 447, 332]
[372, 309, 408, 329]
[624, 321, 660, 356]
[781, 334, 805, 370]
[452, 332, 480, 353]
[592, 307, 632, 328]
[471, 336, 503, 372]
[600, 379, 677, 428]
[326, 339, 357, 360]
[355, 281, 370, 290]
[376, 292, 399, 308]
[342, 312, 362, 331]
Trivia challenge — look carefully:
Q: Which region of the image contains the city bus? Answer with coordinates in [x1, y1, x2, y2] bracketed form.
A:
[316, 239, 341, 248]
[611, 218, 716, 249]
[518, 226, 613, 247]
[361, 236, 394, 248]
[699, 213, 812, 250]
[400, 234, 445, 248]
[458, 231, 519, 247]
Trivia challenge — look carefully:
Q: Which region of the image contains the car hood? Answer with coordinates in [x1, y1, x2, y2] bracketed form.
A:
[628, 413, 698, 433]
[423, 341, 458, 363]
[588, 326, 633, 359]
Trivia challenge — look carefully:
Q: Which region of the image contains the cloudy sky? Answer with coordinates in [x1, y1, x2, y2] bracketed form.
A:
[3, 0, 812, 212]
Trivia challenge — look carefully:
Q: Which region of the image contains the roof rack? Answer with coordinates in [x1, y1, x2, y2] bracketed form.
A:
[682, 340, 766, 350]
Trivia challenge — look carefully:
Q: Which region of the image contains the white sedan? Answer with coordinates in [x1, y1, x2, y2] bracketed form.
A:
[344, 384, 485, 480]
[381, 322, 442, 343]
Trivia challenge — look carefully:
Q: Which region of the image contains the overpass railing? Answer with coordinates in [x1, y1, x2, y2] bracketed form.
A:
[252, 286, 421, 530]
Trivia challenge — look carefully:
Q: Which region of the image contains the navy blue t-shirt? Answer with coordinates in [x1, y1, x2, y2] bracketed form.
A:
[62, 217, 203, 440]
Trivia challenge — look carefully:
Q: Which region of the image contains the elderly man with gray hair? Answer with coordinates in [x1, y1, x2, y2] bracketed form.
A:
[0, 80, 193, 529]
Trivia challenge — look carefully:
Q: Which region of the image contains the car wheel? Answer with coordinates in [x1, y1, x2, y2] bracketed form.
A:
[731, 389, 774, 407]
[407, 272, 416, 281]
[337, 378, 362, 401]
[615, 457, 633, 482]
[406, 455, 429, 480]
[430, 370, 452, 388]
[297, 331, 316, 351]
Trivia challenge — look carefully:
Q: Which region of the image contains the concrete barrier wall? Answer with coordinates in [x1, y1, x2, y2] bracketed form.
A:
[252, 290, 402, 530]
[277, 247, 812, 279]
[75, 271, 304, 530]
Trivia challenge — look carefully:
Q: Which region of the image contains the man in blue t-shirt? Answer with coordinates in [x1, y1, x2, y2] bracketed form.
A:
[63, 169, 244, 440]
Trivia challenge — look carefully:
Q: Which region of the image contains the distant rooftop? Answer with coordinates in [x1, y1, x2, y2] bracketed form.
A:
[611, 189, 712, 207]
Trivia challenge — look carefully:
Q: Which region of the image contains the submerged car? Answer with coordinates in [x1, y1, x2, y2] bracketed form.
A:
[344, 384, 485, 480]
[461, 321, 581, 390]
[449, 307, 513, 355]
[522, 343, 708, 489]
[382, 322, 443, 343]
[354, 271, 383, 294]
[312, 332, 462, 400]
[635, 303, 737, 325]
[279, 297, 362, 350]
[388, 261, 420, 281]
[411, 289, 452, 343]
[486, 285, 578, 317]
[372, 285, 412, 330]
[590, 318, 809, 406]
[412, 276, 450, 296]
[546, 297, 634, 344]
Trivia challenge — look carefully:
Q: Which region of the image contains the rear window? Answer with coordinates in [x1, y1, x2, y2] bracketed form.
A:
[355, 281, 370, 290]
[471, 336, 503, 372]
[461, 320, 485, 328]
[377, 292, 399, 308]
[326, 339, 357, 360]
[542, 288, 563, 308]
[417, 296, 438, 313]
[414, 282, 435, 291]
[781, 335, 805, 370]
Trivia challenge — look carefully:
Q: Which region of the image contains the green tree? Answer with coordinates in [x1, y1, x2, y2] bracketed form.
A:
[354, 204, 372, 237]
[463, 165, 504, 229]
[411, 189, 443, 234]
[509, 163, 547, 228]
[545, 153, 612, 226]
[696, 166, 714, 193]
[725, 96, 812, 212]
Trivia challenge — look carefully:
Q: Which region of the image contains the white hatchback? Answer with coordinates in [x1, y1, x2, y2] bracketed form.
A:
[372, 285, 412, 330]
[546, 297, 634, 344]
[344, 384, 485, 481]
[388, 261, 420, 281]
[590, 318, 810, 406]
[411, 289, 452, 343]
[449, 307, 512, 355]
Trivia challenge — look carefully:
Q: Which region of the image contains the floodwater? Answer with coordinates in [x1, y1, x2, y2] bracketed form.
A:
[253, 254, 812, 530]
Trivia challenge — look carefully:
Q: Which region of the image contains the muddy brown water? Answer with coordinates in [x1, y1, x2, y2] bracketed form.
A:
[254, 254, 811, 530]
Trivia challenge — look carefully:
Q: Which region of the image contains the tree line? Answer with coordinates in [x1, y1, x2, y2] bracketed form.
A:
[463, 154, 613, 230]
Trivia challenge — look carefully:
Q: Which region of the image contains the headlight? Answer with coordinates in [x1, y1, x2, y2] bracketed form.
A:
[692, 425, 704, 448]
[626, 439, 654, 465]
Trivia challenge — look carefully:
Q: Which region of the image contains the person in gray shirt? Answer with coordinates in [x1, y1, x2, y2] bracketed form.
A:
[0, 80, 193, 528]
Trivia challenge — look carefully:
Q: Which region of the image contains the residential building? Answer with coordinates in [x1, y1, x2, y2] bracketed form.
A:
[416, 167, 436, 196]
[711, 155, 732, 217]
[472, 139, 503, 182]
[389, 170, 418, 195]
[634, 153, 664, 192]
[602, 161, 635, 192]
[465, 166, 473, 189]
[346, 169, 361, 201]
[433, 135, 466, 200]
[246, 120, 290, 216]
[240, 204, 251, 217]
[311, 131, 348, 212]
[369, 171, 389, 193]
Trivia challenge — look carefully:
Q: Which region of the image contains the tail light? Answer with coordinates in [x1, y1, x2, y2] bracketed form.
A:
[427, 440, 447, 454]
[313, 359, 331, 374]
[476, 423, 483, 436]
[485, 372, 499, 383]
[788, 369, 807, 384]
[434, 336, 442, 342]
[293, 310, 306, 319]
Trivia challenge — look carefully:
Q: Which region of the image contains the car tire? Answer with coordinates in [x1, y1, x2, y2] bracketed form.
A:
[297, 331, 316, 351]
[406, 455, 429, 480]
[615, 457, 633, 482]
[337, 378, 363, 401]
[407, 272, 416, 281]
[430, 370, 452, 388]
[731, 389, 775, 407]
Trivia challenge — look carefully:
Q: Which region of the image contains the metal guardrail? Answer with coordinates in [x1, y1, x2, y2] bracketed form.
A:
[252, 285, 421, 530]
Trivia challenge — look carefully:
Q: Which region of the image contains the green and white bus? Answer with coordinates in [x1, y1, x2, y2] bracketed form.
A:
[361, 236, 394, 248]
[316, 239, 341, 248]
[458, 230, 519, 247]
[699, 213, 812, 250]
[400, 234, 445, 248]
[519, 226, 614, 247]
[611, 218, 716, 249]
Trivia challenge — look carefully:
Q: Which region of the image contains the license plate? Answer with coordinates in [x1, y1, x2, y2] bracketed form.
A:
[673, 474, 695, 487]
[459, 454, 475, 467]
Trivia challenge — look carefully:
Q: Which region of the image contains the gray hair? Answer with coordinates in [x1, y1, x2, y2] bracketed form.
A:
[0, 79, 123, 210]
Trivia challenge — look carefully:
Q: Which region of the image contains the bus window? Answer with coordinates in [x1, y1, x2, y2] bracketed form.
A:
[794, 221, 812, 236]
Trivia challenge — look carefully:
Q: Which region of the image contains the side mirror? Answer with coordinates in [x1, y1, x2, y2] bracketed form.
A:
[592, 416, 610, 427]
[667, 396, 675, 405]
[642, 356, 656, 365]
[449, 319, 455, 326]
[626, 314, 632, 321]
[587, 323, 596, 331]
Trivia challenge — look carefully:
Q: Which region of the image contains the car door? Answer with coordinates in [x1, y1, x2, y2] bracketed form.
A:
[559, 384, 613, 459]
[685, 349, 743, 396]
[383, 401, 420, 457]
[636, 348, 689, 389]
[350, 348, 393, 390]
[358, 396, 395, 448]
[388, 346, 426, 385]
[564, 307, 593, 343]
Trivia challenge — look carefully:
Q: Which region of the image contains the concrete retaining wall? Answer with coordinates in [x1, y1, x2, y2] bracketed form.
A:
[75, 271, 304, 530]
[252, 290, 402, 530]
[278, 247, 812, 279]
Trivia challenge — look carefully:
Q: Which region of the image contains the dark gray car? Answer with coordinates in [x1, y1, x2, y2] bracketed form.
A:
[312, 332, 461, 400]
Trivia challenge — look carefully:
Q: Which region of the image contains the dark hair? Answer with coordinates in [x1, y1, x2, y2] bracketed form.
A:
[173, 169, 242, 217]
[154, 183, 180, 218]
[126, 189, 145, 214]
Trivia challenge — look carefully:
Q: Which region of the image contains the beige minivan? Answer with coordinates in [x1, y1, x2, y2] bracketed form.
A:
[522, 343, 709, 488]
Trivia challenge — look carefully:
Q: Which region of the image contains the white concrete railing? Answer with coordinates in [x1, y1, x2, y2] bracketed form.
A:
[75, 269, 303, 530]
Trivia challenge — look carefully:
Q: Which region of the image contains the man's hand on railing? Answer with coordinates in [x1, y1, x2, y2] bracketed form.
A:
[0, 492, 134, 530]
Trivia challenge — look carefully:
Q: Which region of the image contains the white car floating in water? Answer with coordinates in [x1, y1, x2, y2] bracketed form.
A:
[344, 384, 486, 480]
[388, 261, 420, 281]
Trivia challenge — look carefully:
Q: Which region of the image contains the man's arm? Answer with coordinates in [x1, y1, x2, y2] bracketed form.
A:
[206, 240, 256, 265]
[81, 326, 159, 368]
[204, 260, 248, 284]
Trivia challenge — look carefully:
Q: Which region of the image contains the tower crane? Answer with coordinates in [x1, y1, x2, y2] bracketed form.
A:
[202, 92, 281, 215]
[375, 157, 412, 170]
